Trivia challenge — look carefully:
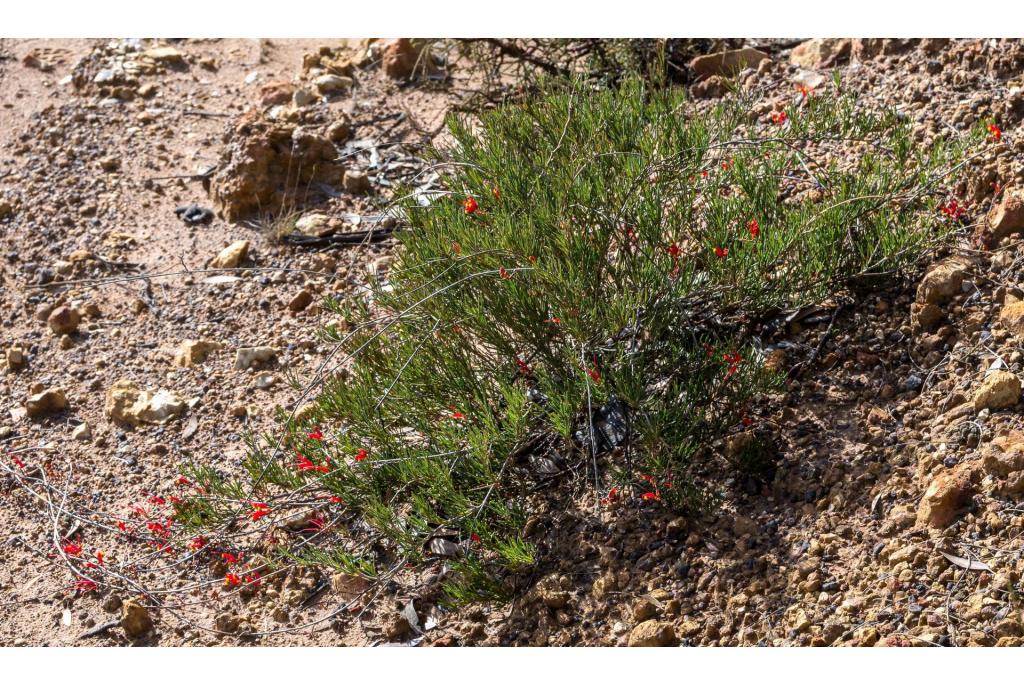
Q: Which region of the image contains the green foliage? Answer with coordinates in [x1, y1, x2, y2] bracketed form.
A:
[180, 77, 974, 602]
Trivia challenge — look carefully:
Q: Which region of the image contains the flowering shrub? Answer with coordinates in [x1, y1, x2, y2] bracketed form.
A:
[176, 78, 976, 603]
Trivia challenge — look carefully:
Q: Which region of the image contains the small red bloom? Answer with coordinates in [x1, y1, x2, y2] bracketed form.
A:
[701, 170, 709, 178]
[249, 502, 271, 522]
[74, 580, 98, 593]
[148, 495, 166, 506]
[714, 246, 728, 259]
[449, 408, 467, 420]
[492, 186, 501, 200]
[797, 84, 814, 99]
[470, 533, 481, 544]
[189, 536, 208, 551]
[528, 255, 537, 264]
[95, 551, 104, 565]
[586, 364, 601, 384]
[499, 267, 511, 280]
[641, 491, 660, 501]
[176, 476, 192, 487]
[296, 453, 328, 473]
[544, 316, 561, 324]
[515, 358, 531, 374]
[940, 198, 966, 220]
[772, 111, 788, 125]
[741, 417, 754, 427]
[224, 573, 241, 587]
[452, 242, 462, 254]
[329, 495, 344, 504]
[301, 516, 326, 533]
[307, 427, 324, 441]
[116, 521, 127, 532]
[62, 541, 83, 557]
[721, 159, 732, 170]
[988, 123, 1002, 141]
[355, 448, 368, 462]
[12, 455, 26, 469]
[747, 218, 760, 239]
[221, 552, 240, 565]
[463, 197, 479, 214]
[244, 572, 262, 588]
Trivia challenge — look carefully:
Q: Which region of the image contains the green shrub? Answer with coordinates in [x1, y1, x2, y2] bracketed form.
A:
[178, 77, 976, 602]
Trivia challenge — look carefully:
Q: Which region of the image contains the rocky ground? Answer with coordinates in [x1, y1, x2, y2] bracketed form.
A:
[3, 38, 1024, 647]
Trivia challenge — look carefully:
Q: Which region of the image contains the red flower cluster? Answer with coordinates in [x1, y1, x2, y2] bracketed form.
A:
[499, 267, 511, 280]
[62, 541, 83, 557]
[723, 352, 742, 376]
[463, 197, 479, 214]
[515, 358, 531, 375]
[988, 123, 1002, 141]
[221, 551, 240, 565]
[772, 111, 787, 125]
[492, 186, 501, 200]
[940, 198, 966, 220]
[600, 486, 621, 506]
[797, 84, 814, 99]
[452, 242, 462, 254]
[296, 452, 329, 473]
[667, 242, 682, 276]
[188, 535, 208, 551]
[307, 427, 324, 441]
[355, 448, 368, 462]
[747, 218, 760, 239]
[713, 246, 728, 259]
[12, 455, 26, 469]
[249, 502, 271, 522]
[224, 573, 241, 587]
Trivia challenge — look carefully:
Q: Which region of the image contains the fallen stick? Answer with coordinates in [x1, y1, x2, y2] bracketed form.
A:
[76, 620, 120, 641]
[281, 226, 396, 247]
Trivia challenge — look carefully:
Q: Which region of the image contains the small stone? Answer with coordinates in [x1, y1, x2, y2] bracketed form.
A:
[59, 334, 73, 350]
[47, 306, 81, 335]
[313, 74, 353, 94]
[120, 599, 153, 638]
[326, 119, 352, 142]
[627, 620, 675, 647]
[381, 38, 421, 80]
[25, 388, 68, 418]
[292, 88, 317, 107]
[105, 379, 185, 426]
[633, 599, 658, 622]
[732, 515, 759, 537]
[387, 616, 411, 640]
[983, 187, 1024, 246]
[343, 169, 371, 195]
[234, 346, 278, 370]
[911, 302, 944, 332]
[173, 340, 223, 367]
[974, 370, 1021, 411]
[6, 346, 26, 370]
[72, 422, 92, 442]
[99, 155, 121, 173]
[916, 464, 975, 529]
[210, 240, 251, 269]
[916, 259, 970, 305]
[999, 298, 1024, 340]
[789, 39, 851, 69]
[137, 83, 158, 98]
[214, 612, 241, 633]
[288, 290, 314, 312]
[102, 594, 122, 613]
[144, 46, 186, 64]
[689, 48, 770, 79]
[254, 373, 276, 390]
[294, 213, 332, 236]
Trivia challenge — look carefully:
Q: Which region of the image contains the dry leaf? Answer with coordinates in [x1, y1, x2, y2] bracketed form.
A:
[941, 551, 991, 572]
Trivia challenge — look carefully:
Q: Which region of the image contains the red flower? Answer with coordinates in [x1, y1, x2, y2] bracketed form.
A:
[721, 159, 732, 170]
[499, 267, 511, 280]
[149, 495, 166, 506]
[463, 197, 479, 214]
[701, 170, 709, 178]
[641, 491, 660, 501]
[452, 242, 462, 254]
[492, 186, 501, 200]
[515, 358, 531, 374]
[95, 551, 104, 565]
[713, 246, 728, 259]
[296, 453, 328, 473]
[666, 242, 682, 277]
[74, 580, 98, 593]
[62, 541, 83, 557]
[988, 123, 1002, 141]
[940, 198, 966, 220]
[221, 551, 240, 564]
[307, 427, 324, 441]
[528, 255, 538, 264]
[12, 455, 26, 469]
[741, 417, 754, 427]
[747, 218, 760, 239]
[772, 111, 787, 125]
[189, 536, 208, 551]
[224, 573, 241, 587]
[244, 572, 262, 588]
[586, 359, 601, 384]
[723, 352, 743, 376]
[470, 533, 481, 544]
[797, 84, 813, 99]
[301, 516, 326, 533]
[355, 448, 368, 462]
[249, 502, 271, 522]
[176, 476, 191, 487]
[449, 406, 467, 420]
[544, 316, 561, 324]
[329, 495, 344, 504]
